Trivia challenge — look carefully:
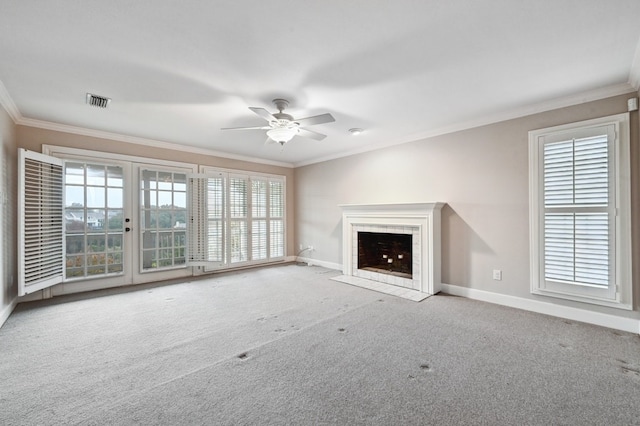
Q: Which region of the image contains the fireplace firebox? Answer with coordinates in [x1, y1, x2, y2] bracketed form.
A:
[357, 232, 412, 278]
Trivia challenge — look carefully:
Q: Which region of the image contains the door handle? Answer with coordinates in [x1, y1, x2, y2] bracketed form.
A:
[125, 227, 131, 232]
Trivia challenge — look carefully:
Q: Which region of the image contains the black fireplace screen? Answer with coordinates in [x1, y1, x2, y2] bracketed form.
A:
[357, 232, 412, 278]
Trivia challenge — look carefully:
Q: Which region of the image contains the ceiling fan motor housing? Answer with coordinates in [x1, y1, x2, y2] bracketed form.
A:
[273, 113, 295, 123]
[272, 98, 289, 111]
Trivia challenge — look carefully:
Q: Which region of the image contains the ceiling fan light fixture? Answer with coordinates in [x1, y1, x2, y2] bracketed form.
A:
[349, 128, 363, 135]
[267, 127, 299, 144]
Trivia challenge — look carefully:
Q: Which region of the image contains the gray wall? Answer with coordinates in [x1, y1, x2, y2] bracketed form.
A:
[294, 93, 640, 320]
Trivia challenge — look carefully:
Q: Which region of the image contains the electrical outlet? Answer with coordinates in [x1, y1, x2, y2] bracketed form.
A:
[299, 244, 303, 250]
[492, 269, 502, 281]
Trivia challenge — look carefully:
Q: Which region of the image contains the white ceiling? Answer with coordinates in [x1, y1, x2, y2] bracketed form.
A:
[1, 1, 639, 167]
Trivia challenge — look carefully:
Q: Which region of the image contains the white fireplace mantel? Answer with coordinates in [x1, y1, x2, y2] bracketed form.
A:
[339, 202, 445, 296]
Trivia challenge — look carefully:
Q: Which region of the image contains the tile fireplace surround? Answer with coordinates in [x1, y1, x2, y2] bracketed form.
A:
[336, 203, 445, 298]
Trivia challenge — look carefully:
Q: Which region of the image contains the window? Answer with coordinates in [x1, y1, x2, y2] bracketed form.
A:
[189, 169, 285, 268]
[528, 113, 632, 309]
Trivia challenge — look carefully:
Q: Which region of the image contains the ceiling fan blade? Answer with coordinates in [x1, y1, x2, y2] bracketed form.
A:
[221, 126, 270, 131]
[298, 128, 327, 141]
[295, 113, 335, 127]
[249, 107, 277, 122]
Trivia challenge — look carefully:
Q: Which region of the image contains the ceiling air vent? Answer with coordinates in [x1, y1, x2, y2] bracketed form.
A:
[86, 93, 111, 108]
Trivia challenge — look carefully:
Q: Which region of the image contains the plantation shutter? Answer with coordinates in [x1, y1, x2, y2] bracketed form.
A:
[542, 126, 614, 288]
[251, 178, 268, 261]
[228, 174, 248, 264]
[18, 149, 64, 296]
[269, 179, 285, 258]
[186, 173, 225, 266]
[193, 166, 286, 269]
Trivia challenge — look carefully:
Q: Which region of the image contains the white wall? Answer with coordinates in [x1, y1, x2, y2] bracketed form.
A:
[0, 103, 17, 326]
[295, 93, 640, 323]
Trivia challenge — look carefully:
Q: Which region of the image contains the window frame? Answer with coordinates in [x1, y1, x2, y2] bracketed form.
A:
[528, 113, 632, 309]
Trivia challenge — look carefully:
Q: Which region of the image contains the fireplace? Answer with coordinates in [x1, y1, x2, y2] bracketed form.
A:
[337, 203, 444, 296]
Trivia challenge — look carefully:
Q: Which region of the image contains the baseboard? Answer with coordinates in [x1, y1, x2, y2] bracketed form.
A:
[441, 283, 640, 335]
[295, 256, 342, 271]
[0, 298, 18, 329]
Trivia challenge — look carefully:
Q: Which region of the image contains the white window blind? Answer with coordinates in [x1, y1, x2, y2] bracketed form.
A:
[269, 180, 285, 257]
[543, 135, 610, 287]
[192, 168, 286, 269]
[252, 179, 268, 260]
[228, 176, 248, 264]
[186, 174, 225, 266]
[18, 149, 64, 295]
[529, 114, 632, 309]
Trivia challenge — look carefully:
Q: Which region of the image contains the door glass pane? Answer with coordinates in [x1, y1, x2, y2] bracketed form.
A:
[107, 210, 124, 231]
[108, 188, 123, 207]
[107, 166, 123, 187]
[64, 162, 124, 279]
[65, 186, 84, 207]
[86, 187, 105, 208]
[140, 170, 188, 271]
[86, 165, 105, 186]
[158, 172, 172, 190]
[174, 174, 186, 192]
[174, 192, 186, 209]
[65, 163, 85, 185]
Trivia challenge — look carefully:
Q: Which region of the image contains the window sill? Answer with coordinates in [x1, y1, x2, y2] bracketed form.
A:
[531, 288, 632, 311]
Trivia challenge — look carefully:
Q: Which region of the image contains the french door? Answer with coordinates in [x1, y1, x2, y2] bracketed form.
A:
[62, 159, 131, 290]
[19, 149, 195, 296]
[134, 164, 192, 283]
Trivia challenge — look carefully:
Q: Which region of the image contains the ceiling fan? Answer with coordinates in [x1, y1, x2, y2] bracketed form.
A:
[221, 99, 335, 145]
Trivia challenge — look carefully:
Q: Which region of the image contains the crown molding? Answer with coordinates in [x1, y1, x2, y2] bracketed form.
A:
[16, 117, 294, 169]
[4, 74, 635, 170]
[294, 82, 637, 167]
[0, 80, 22, 123]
